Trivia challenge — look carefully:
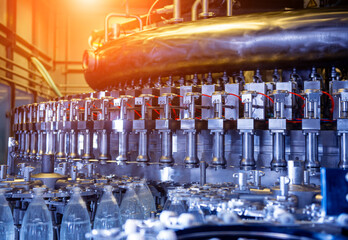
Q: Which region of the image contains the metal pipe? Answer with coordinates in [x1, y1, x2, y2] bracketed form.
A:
[136, 131, 149, 162]
[227, 0, 233, 16]
[116, 131, 128, 161]
[191, 0, 201, 21]
[240, 131, 255, 169]
[98, 129, 110, 160]
[339, 132, 348, 169]
[69, 130, 78, 159]
[56, 130, 66, 159]
[104, 13, 143, 42]
[271, 132, 286, 169]
[202, 0, 209, 17]
[82, 129, 94, 160]
[305, 132, 320, 169]
[184, 131, 198, 166]
[159, 130, 173, 164]
[211, 131, 226, 167]
[199, 160, 207, 186]
[173, 0, 181, 20]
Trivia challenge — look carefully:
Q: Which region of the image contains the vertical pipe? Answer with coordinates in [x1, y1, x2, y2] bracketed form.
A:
[160, 130, 173, 164]
[339, 132, 348, 169]
[305, 132, 320, 169]
[199, 161, 207, 186]
[227, 0, 233, 16]
[240, 131, 255, 169]
[82, 129, 93, 160]
[184, 131, 198, 166]
[30, 131, 37, 158]
[56, 130, 66, 158]
[136, 131, 149, 162]
[211, 131, 226, 166]
[271, 132, 286, 169]
[69, 130, 78, 159]
[173, 0, 181, 20]
[116, 131, 128, 161]
[98, 129, 109, 160]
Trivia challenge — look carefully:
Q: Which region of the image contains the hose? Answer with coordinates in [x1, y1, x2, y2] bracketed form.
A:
[30, 57, 62, 97]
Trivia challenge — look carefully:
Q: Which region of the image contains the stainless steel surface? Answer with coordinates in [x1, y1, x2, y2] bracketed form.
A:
[84, 9, 348, 90]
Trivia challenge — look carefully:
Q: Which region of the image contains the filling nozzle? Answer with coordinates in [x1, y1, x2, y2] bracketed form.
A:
[336, 88, 348, 169]
[157, 93, 177, 165]
[134, 94, 155, 163]
[302, 89, 321, 170]
[114, 95, 133, 162]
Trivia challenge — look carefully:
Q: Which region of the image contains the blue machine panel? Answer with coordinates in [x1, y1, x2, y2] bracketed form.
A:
[321, 168, 348, 216]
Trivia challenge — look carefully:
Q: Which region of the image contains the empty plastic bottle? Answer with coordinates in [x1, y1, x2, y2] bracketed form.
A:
[93, 185, 121, 230]
[20, 188, 53, 240]
[60, 187, 92, 240]
[187, 198, 204, 223]
[120, 183, 145, 224]
[0, 189, 14, 240]
[135, 180, 156, 219]
[167, 194, 186, 215]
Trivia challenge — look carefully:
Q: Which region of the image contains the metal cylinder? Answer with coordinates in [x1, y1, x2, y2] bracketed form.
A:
[86, 163, 94, 178]
[202, 0, 209, 17]
[227, 0, 233, 16]
[19, 132, 25, 157]
[42, 154, 54, 173]
[85, 9, 348, 90]
[98, 129, 110, 160]
[116, 131, 128, 161]
[252, 170, 264, 187]
[200, 161, 207, 186]
[69, 130, 78, 159]
[211, 131, 226, 167]
[29, 132, 37, 159]
[136, 130, 149, 162]
[305, 132, 320, 169]
[37, 131, 44, 158]
[82, 129, 94, 160]
[339, 132, 348, 169]
[234, 172, 248, 190]
[24, 132, 30, 158]
[173, 0, 181, 20]
[184, 131, 198, 166]
[240, 131, 255, 169]
[288, 160, 304, 185]
[45, 131, 54, 155]
[56, 131, 66, 158]
[70, 165, 77, 181]
[0, 165, 7, 180]
[159, 130, 173, 164]
[280, 176, 290, 197]
[271, 132, 287, 169]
